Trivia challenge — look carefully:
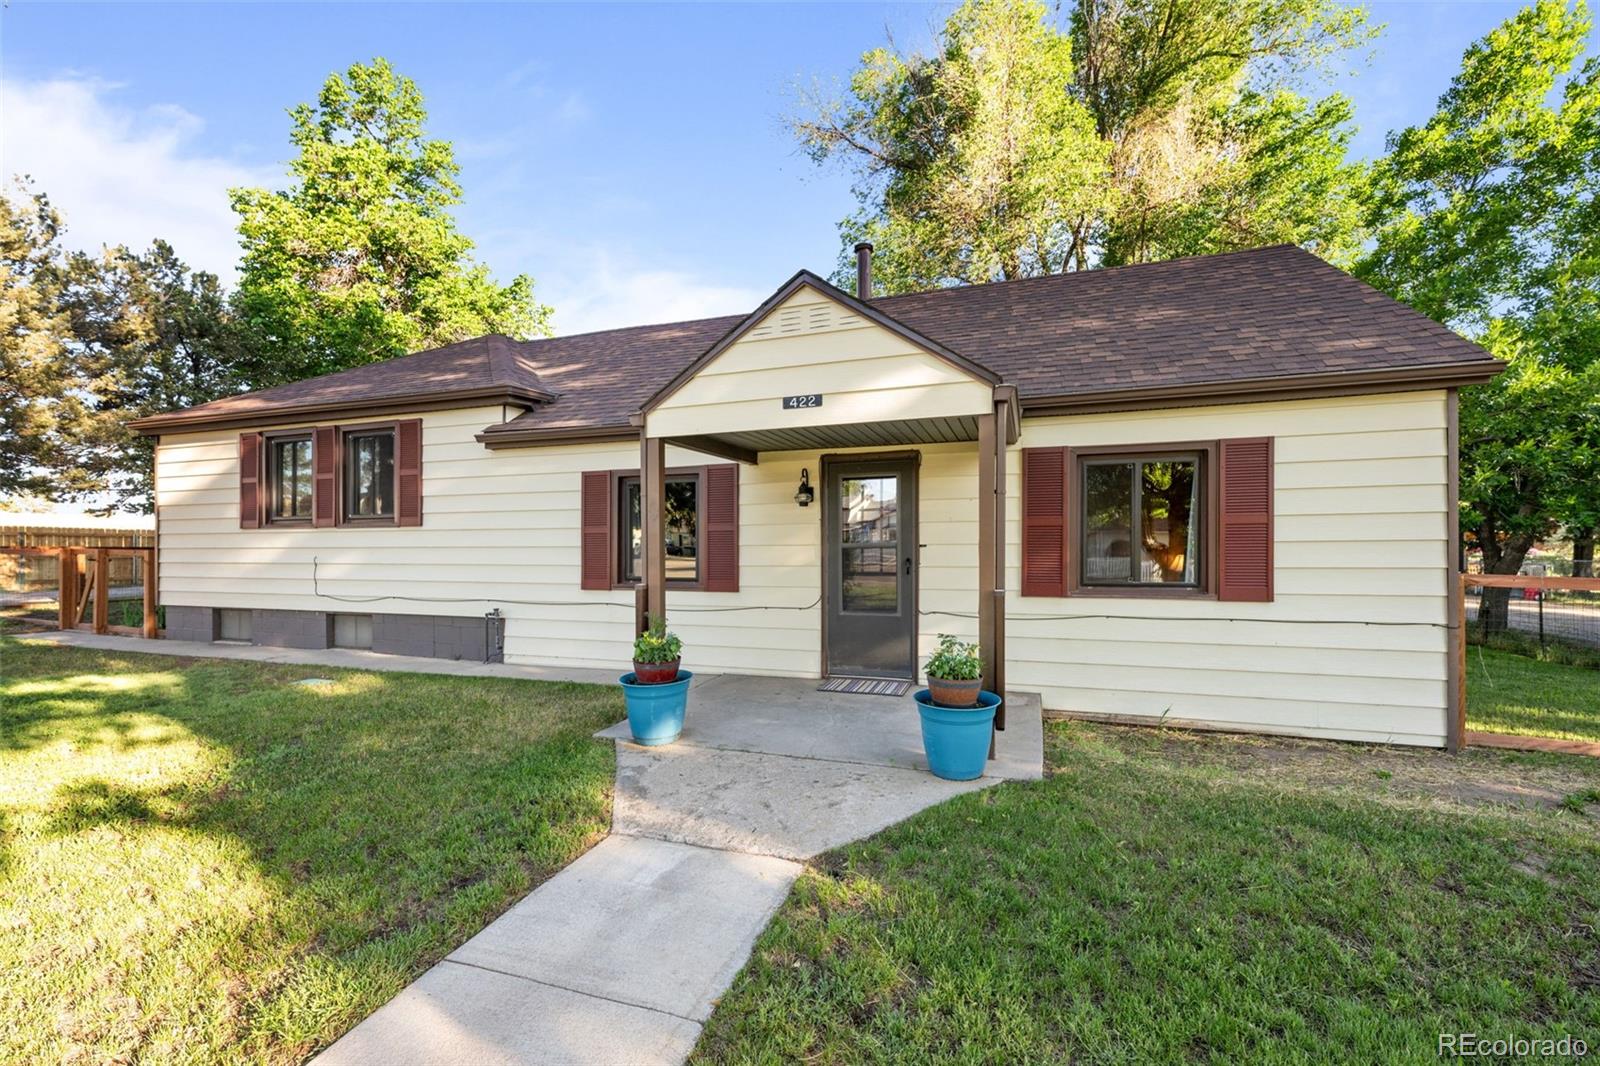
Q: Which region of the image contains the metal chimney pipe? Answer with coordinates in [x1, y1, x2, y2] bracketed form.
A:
[854, 242, 873, 300]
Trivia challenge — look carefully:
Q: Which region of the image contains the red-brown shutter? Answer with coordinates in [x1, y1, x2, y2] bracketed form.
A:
[1218, 437, 1274, 602]
[702, 463, 740, 592]
[1021, 447, 1069, 597]
[312, 426, 338, 527]
[396, 419, 423, 526]
[580, 470, 612, 590]
[239, 433, 262, 529]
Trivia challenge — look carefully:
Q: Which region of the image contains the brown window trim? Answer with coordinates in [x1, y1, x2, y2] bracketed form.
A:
[263, 429, 314, 527]
[1066, 440, 1219, 599]
[338, 420, 400, 527]
[610, 465, 711, 591]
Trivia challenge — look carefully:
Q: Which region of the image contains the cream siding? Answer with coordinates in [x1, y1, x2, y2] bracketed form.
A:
[645, 288, 993, 439]
[155, 406, 976, 677]
[1006, 390, 1451, 746]
[156, 385, 1453, 748]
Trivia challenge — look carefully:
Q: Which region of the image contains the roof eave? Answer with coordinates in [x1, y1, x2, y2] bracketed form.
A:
[131, 385, 555, 436]
[476, 422, 640, 450]
[1018, 360, 1507, 418]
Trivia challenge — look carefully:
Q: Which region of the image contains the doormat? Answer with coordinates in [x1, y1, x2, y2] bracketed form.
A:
[818, 676, 911, 697]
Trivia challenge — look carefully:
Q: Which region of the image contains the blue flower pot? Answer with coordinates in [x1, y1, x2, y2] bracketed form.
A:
[619, 670, 692, 746]
[914, 688, 1000, 781]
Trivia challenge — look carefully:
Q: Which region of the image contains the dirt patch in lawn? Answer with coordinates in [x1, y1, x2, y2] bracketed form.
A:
[1067, 720, 1599, 819]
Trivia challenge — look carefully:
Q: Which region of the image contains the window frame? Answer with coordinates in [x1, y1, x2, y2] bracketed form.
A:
[263, 430, 314, 526]
[339, 421, 400, 526]
[1067, 440, 1219, 599]
[611, 466, 709, 591]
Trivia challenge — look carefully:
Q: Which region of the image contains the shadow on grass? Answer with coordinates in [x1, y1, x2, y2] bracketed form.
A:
[1, 636, 625, 1065]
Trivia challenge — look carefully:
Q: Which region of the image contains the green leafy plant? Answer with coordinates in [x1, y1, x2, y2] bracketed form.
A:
[632, 615, 683, 664]
[925, 633, 981, 681]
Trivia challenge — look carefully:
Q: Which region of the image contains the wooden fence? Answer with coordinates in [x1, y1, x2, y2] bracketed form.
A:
[1, 546, 158, 638]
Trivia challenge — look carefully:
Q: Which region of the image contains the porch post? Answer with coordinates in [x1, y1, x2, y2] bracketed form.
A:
[992, 393, 1009, 728]
[640, 433, 667, 634]
[977, 411, 998, 695]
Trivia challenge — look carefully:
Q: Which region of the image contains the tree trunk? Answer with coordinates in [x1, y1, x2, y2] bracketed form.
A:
[1475, 527, 1535, 636]
[1573, 529, 1595, 578]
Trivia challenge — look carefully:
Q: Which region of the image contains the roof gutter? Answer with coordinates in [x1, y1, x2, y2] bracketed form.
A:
[1019, 361, 1506, 418]
[476, 423, 640, 450]
[130, 385, 555, 436]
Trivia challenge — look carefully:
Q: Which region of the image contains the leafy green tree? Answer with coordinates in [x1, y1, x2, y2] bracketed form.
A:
[800, 0, 1109, 290]
[801, 0, 1370, 290]
[1358, 0, 1600, 623]
[231, 59, 551, 386]
[0, 182, 94, 499]
[59, 242, 242, 511]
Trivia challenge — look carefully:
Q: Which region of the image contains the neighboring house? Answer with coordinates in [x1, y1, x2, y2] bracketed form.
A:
[130, 245, 1502, 748]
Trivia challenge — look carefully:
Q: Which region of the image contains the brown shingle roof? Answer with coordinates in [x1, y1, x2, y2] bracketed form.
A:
[128, 333, 557, 433]
[877, 244, 1497, 401]
[134, 245, 1500, 437]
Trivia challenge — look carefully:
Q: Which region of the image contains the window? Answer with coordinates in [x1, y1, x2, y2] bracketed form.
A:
[217, 608, 252, 642]
[620, 474, 699, 584]
[344, 429, 395, 520]
[268, 436, 312, 522]
[332, 613, 373, 649]
[1080, 454, 1201, 587]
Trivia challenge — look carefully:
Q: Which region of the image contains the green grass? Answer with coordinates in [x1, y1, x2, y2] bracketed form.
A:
[0, 638, 623, 1065]
[1468, 645, 1600, 742]
[695, 723, 1600, 1064]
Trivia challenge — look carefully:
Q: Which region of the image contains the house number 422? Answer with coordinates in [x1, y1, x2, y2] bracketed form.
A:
[782, 394, 823, 409]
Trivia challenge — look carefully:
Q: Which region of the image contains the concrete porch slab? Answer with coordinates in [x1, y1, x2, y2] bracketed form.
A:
[597, 673, 1044, 781]
[447, 836, 799, 1021]
[614, 744, 985, 859]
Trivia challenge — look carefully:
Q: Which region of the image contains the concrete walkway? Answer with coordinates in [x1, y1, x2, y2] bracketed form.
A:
[22, 630, 1044, 1064]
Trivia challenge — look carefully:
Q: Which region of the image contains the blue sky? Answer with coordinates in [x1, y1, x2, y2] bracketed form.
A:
[1, 1, 1580, 334]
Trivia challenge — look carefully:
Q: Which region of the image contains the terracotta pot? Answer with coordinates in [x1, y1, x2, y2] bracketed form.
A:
[631, 658, 681, 684]
[926, 675, 982, 708]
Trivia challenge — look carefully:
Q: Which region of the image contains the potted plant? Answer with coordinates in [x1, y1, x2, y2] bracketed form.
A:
[914, 634, 1001, 781]
[632, 615, 682, 683]
[619, 616, 691, 746]
[924, 633, 982, 707]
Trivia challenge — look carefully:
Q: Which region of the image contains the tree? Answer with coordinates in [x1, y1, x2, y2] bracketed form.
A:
[58, 242, 242, 511]
[800, 0, 1371, 291]
[1358, 0, 1600, 623]
[799, 0, 1109, 291]
[0, 182, 94, 499]
[231, 58, 551, 386]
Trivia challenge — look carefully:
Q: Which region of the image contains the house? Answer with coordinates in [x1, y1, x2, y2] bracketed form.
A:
[129, 244, 1502, 748]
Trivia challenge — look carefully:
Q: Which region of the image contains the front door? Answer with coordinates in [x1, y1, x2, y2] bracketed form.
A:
[825, 458, 917, 678]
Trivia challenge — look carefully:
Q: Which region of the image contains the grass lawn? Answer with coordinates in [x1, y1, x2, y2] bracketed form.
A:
[0, 637, 622, 1065]
[696, 722, 1600, 1064]
[1468, 645, 1600, 742]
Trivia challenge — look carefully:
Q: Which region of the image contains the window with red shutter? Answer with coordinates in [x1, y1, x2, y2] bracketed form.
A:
[1021, 447, 1069, 597]
[1218, 437, 1274, 602]
[580, 470, 613, 590]
[702, 463, 739, 592]
[239, 432, 262, 529]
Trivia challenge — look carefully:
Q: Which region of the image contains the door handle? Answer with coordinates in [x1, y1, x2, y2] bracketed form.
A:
[904, 557, 912, 576]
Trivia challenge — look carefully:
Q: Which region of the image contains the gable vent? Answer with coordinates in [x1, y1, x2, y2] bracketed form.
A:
[748, 300, 865, 341]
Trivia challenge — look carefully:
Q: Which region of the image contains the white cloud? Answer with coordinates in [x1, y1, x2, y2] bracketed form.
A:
[541, 254, 766, 335]
[0, 76, 278, 284]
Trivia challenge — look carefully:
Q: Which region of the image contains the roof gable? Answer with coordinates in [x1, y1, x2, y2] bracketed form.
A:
[639, 271, 1000, 419]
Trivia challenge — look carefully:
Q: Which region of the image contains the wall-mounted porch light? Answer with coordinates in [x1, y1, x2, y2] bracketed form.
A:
[794, 468, 815, 507]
